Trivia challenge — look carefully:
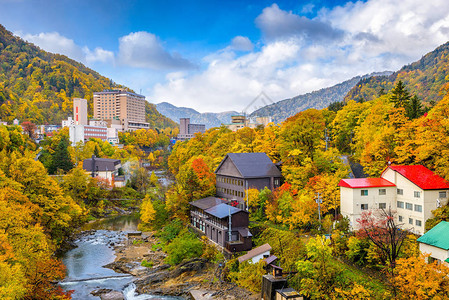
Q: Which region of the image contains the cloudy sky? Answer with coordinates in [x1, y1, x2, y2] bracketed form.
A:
[1, 0, 449, 113]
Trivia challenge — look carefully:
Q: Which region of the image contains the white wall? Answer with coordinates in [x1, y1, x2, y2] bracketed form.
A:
[250, 250, 271, 264]
[419, 243, 449, 266]
[340, 186, 395, 230]
[382, 168, 449, 235]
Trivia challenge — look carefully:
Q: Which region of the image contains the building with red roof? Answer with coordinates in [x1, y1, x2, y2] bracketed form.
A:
[339, 165, 449, 235]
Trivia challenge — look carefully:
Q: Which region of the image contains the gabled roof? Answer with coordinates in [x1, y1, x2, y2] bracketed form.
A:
[83, 158, 121, 172]
[339, 178, 395, 188]
[215, 153, 281, 178]
[263, 255, 278, 265]
[204, 203, 244, 219]
[383, 165, 449, 190]
[190, 197, 227, 210]
[417, 221, 449, 250]
[238, 243, 272, 263]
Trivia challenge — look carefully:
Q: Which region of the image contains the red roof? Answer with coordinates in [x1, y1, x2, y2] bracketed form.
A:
[339, 178, 395, 188]
[383, 165, 449, 190]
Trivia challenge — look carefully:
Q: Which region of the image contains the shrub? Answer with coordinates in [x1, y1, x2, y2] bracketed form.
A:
[159, 219, 183, 244]
[141, 259, 153, 268]
[165, 230, 203, 265]
[346, 236, 370, 266]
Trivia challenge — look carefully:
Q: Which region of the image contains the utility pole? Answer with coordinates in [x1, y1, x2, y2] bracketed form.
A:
[228, 206, 232, 242]
[246, 181, 249, 211]
[316, 192, 322, 231]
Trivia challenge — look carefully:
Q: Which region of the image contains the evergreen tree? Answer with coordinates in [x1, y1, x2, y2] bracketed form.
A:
[390, 80, 411, 108]
[406, 95, 424, 119]
[49, 137, 73, 174]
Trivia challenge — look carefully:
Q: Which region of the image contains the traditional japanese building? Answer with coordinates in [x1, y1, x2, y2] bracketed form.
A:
[215, 153, 282, 209]
[190, 196, 252, 252]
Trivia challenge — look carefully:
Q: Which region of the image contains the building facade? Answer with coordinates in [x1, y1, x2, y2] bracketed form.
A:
[339, 165, 449, 235]
[73, 98, 88, 125]
[224, 115, 272, 132]
[215, 153, 282, 209]
[69, 125, 108, 145]
[190, 197, 252, 252]
[177, 118, 206, 141]
[93, 90, 149, 131]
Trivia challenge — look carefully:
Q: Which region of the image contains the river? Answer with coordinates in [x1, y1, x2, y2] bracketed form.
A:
[59, 214, 181, 300]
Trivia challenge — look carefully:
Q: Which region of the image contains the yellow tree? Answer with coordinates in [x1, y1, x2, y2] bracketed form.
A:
[394, 255, 449, 299]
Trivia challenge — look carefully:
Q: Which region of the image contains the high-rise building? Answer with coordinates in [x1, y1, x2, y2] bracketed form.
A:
[73, 98, 88, 125]
[93, 90, 149, 131]
[177, 118, 206, 141]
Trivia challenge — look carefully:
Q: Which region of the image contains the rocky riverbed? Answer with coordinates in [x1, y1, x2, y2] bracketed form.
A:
[104, 232, 258, 300]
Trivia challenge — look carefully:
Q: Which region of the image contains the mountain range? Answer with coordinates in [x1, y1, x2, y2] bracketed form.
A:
[156, 102, 238, 129]
[249, 72, 392, 123]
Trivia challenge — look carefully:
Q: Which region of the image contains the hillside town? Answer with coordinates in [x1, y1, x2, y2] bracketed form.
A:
[2, 1, 449, 300]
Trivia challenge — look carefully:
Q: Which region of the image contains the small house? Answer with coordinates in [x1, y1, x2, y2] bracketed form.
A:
[238, 243, 272, 264]
[417, 221, 449, 266]
[82, 156, 125, 187]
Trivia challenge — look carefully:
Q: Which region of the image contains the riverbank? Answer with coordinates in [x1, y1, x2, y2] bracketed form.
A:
[105, 232, 258, 299]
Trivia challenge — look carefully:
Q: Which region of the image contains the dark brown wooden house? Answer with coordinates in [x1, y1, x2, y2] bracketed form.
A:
[215, 153, 282, 209]
[190, 197, 252, 252]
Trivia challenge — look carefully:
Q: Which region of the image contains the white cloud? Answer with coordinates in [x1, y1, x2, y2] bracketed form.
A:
[152, 0, 449, 113]
[83, 47, 114, 64]
[255, 3, 344, 41]
[117, 31, 194, 70]
[230, 36, 254, 51]
[19, 31, 85, 61]
[17, 31, 114, 65]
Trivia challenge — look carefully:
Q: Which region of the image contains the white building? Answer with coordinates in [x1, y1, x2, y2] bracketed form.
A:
[417, 221, 449, 266]
[339, 165, 449, 235]
[62, 116, 75, 128]
[69, 125, 108, 146]
[73, 98, 88, 125]
[237, 243, 272, 264]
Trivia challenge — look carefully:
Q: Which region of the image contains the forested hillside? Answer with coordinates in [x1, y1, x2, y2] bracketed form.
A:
[0, 24, 176, 128]
[250, 72, 391, 123]
[345, 41, 449, 104]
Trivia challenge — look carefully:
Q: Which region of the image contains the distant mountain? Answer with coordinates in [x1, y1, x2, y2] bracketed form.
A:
[345, 42, 449, 104]
[250, 72, 392, 123]
[0, 24, 176, 128]
[156, 102, 238, 129]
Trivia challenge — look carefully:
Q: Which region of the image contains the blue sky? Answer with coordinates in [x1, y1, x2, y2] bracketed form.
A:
[1, 0, 449, 112]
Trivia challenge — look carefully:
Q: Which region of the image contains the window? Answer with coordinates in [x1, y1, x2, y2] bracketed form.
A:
[398, 215, 403, 222]
[397, 189, 403, 195]
[439, 191, 447, 198]
[406, 202, 413, 210]
[379, 203, 387, 209]
[416, 220, 422, 227]
[414, 191, 421, 198]
[379, 189, 386, 195]
[361, 190, 368, 196]
[414, 204, 422, 212]
[361, 204, 368, 210]
[409, 218, 413, 225]
[397, 201, 404, 209]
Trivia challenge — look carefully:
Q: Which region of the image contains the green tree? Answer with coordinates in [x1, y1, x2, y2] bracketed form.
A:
[389, 80, 411, 108]
[406, 95, 424, 119]
[49, 136, 73, 174]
